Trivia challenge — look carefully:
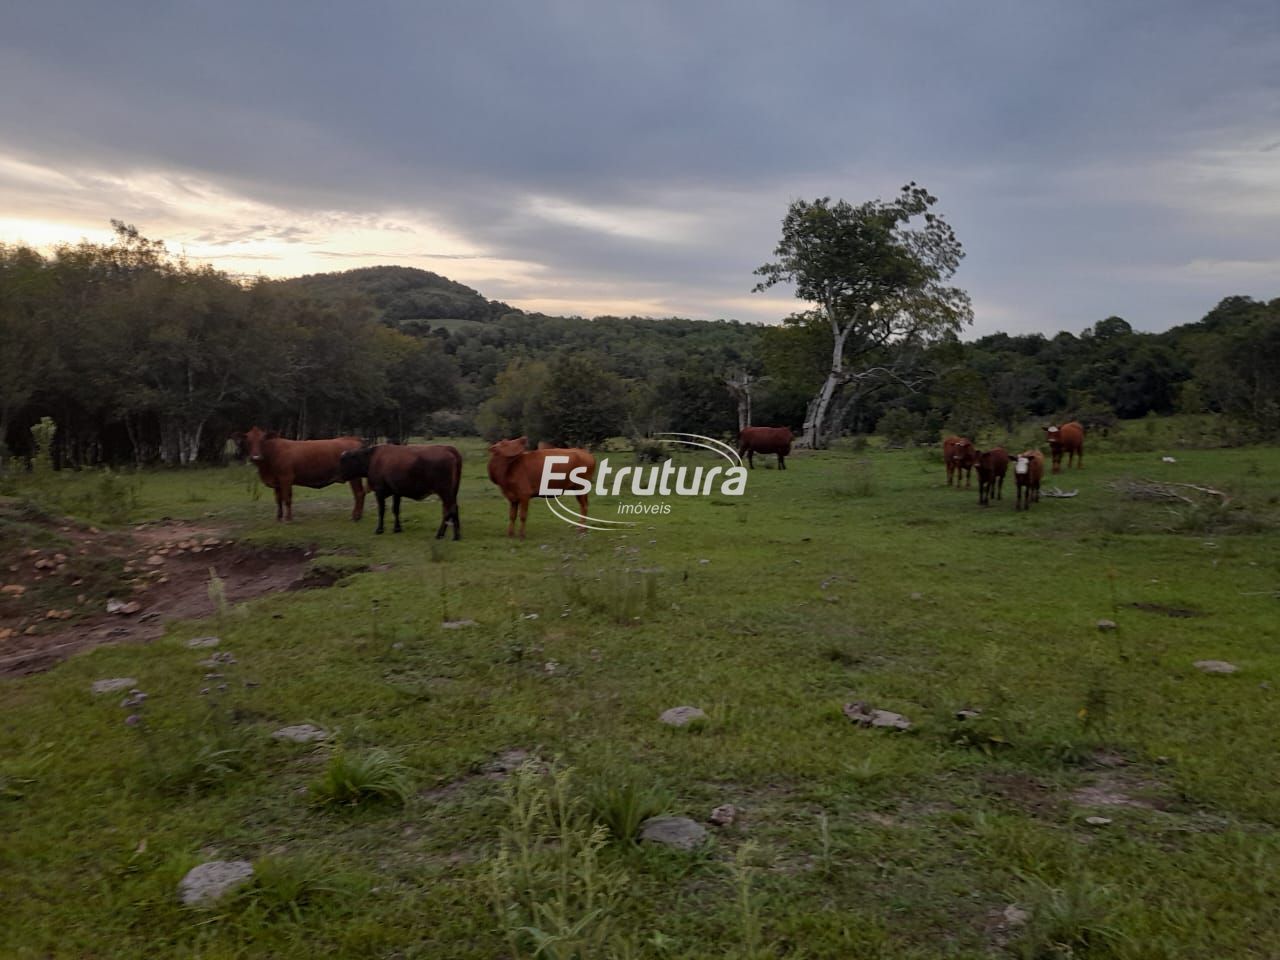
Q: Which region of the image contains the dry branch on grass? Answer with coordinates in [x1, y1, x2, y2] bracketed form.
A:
[1110, 478, 1232, 506]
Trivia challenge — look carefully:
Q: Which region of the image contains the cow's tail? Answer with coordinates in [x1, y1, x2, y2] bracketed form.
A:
[451, 447, 463, 508]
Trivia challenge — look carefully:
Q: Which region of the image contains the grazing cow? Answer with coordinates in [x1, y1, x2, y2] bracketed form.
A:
[942, 436, 978, 487]
[488, 437, 597, 539]
[738, 426, 793, 470]
[974, 447, 1009, 506]
[236, 426, 366, 522]
[338, 444, 462, 539]
[1044, 421, 1085, 473]
[1011, 449, 1044, 511]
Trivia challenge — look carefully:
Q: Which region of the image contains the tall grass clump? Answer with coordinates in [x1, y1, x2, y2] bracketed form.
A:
[585, 777, 674, 844]
[309, 748, 411, 808]
[561, 567, 660, 625]
[489, 762, 632, 958]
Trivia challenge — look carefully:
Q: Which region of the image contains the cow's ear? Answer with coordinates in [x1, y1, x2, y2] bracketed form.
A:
[515, 436, 529, 450]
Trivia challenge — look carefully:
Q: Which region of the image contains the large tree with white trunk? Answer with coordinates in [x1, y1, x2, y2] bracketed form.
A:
[753, 184, 972, 448]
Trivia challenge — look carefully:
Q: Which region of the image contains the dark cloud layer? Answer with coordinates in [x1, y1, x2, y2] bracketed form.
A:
[3, 1, 1278, 332]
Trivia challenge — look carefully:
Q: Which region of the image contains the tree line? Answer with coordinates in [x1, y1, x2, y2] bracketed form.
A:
[1, 215, 1278, 469]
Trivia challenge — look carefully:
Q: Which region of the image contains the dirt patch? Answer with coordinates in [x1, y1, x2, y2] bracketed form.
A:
[1070, 771, 1168, 811]
[0, 517, 342, 677]
[980, 772, 1060, 815]
[1130, 601, 1205, 618]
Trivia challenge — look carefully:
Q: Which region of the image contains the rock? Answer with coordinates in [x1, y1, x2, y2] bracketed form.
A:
[92, 677, 138, 695]
[1003, 904, 1029, 926]
[34, 558, 55, 570]
[106, 598, 141, 615]
[146, 554, 166, 566]
[272, 724, 328, 743]
[1084, 816, 1113, 826]
[0, 627, 13, 641]
[698, 559, 710, 565]
[640, 816, 707, 850]
[45, 609, 72, 620]
[186, 636, 221, 648]
[179, 860, 254, 906]
[1096, 619, 1117, 631]
[910, 592, 923, 601]
[955, 708, 982, 721]
[709, 804, 737, 826]
[1194, 660, 1238, 674]
[843, 701, 912, 730]
[659, 705, 707, 727]
[441, 619, 477, 629]
[2, 583, 27, 596]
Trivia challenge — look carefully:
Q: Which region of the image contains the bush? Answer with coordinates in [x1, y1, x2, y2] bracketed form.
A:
[309, 749, 411, 808]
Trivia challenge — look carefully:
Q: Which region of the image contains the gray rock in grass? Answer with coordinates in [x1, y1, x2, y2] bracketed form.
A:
[640, 816, 707, 850]
[271, 724, 328, 743]
[1194, 660, 1238, 674]
[91, 677, 137, 695]
[179, 860, 254, 905]
[659, 705, 706, 727]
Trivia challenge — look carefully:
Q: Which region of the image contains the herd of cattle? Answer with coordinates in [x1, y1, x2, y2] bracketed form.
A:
[944, 421, 1085, 510]
[231, 420, 1084, 537]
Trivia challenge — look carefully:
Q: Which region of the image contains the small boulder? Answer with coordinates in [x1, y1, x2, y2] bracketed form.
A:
[186, 636, 221, 648]
[271, 724, 328, 744]
[843, 701, 912, 730]
[640, 816, 707, 850]
[709, 804, 737, 827]
[1194, 660, 1238, 674]
[179, 860, 254, 906]
[1084, 816, 1113, 827]
[1096, 619, 1117, 631]
[441, 619, 477, 629]
[91, 677, 138, 695]
[659, 705, 706, 727]
[1, 583, 26, 596]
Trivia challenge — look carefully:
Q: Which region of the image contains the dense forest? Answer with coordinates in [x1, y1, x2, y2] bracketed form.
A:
[1, 224, 1277, 467]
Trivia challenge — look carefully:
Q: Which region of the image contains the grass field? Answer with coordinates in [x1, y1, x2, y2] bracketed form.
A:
[2, 428, 1279, 959]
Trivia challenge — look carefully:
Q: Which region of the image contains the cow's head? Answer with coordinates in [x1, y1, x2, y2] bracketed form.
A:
[241, 426, 279, 463]
[489, 436, 529, 459]
[948, 438, 975, 464]
[1044, 424, 1061, 438]
[339, 445, 375, 481]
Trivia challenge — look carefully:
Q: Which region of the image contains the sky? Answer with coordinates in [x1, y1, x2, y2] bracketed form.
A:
[2, 1, 1278, 336]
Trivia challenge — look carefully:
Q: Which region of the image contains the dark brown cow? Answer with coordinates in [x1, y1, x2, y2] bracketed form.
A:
[1011, 449, 1044, 511]
[974, 447, 1009, 506]
[738, 426, 793, 469]
[338, 444, 462, 539]
[237, 426, 366, 522]
[1044, 421, 1085, 473]
[488, 437, 597, 539]
[942, 435, 977, 487]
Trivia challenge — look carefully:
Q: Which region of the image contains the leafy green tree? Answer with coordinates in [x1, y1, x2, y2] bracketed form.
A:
[753, 184, 972, 447]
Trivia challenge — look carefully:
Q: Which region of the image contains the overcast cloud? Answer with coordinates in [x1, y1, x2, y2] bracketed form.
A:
[2, 1, 1278, 333]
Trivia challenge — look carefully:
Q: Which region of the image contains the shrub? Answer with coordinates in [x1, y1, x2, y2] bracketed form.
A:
[586, 777, 674, 844]
[309, 748, 411, 808]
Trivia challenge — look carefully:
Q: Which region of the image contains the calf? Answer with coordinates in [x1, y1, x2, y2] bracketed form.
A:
[1044, 421, 1085, 473]
[338, 444, 462, 539]
[236, 426, 366, 522]
[974, 447, 1009, 506]
[942, 435, 977, 487]
[1011, 449, 1044, 511]
[738, 426, 793, 470]
[488, 436, 596, 539]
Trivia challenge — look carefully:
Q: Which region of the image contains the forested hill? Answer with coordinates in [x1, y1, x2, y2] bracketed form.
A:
[278, 265, 516, 324]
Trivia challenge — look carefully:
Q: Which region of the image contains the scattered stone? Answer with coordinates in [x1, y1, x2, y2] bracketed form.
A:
[106, 598, 142, 615]
[1084, 816, 1113, 827]
[709, 804, 737, 826]
[1096, 619, 1117, 631]
[34, 558, 55, 570]
[146, 554, 165, 566]
[955, 708, 982, 721]
[659, 705, 707, 727]
[1003, 904, 1029, 927]
[698, 558, 710, 565]
[910, 592, 923, 601]
[640, 816, 707, 850]
[1194, 660, 1238, 674]
[843, 701, 912, 730]
[179, 860, 254, 906]
[198, 651, 237, 666]
[45, 609, 73, 620]
[186, 636, 221, 648]
[0, 627, 14, 641]
[91, 677, 138, 695]
[272, 724, 328, 743]
[441, 619, 477, 629]
[2, 583, 27, 596]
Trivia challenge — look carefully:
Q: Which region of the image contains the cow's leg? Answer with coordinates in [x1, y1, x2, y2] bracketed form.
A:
[997, 475, 1004, 500]
[350, 479, 365, 521]
[436, 499, 450, 540]
[283, 483, 294, 521]
[746, 449, 754, 469]
[777, 453, 786, 470]
[451, 502, 461, 541]
[946, 462, 953, 486]
[964, 466, 971, 488]
[375, 492, 387, 534]
[517, 499, 529, 540]
[507, 500, 517, 538]
[576, 494, 590, 535]
[392, 493, 403, 533]
[273, 485, 284, 521]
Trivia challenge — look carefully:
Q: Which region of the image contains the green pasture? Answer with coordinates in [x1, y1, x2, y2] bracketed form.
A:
[2, 431, 1279, 958]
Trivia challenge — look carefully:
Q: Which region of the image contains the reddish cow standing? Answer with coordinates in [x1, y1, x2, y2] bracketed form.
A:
[488, 437, 597, 539]
[1012, 449, 1044, 511]
[974, 447, 1009, 506]
[338, 444, 462, 539]
[237, 426, 366, 522]
[1044, 421, 1085, 473]
[942, 436, 978, 487]
[738, 426, 793, 470]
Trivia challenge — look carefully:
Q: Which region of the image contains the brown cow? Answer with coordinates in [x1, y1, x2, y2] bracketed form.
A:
[974, 447, 1009, 506]
[1011, 449, 1043, 511]
[237, 426, 366, 522]
[738, 426, 793, 469]
[338, 444, 462, 539]
[942, 436, 977, 487]
[1044, 421, 1085, 473]
[488, 437, 597, 539]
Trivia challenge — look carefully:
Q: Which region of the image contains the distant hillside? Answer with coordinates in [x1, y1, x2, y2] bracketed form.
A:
[278, 265, 518, 324]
